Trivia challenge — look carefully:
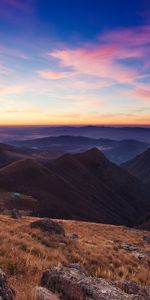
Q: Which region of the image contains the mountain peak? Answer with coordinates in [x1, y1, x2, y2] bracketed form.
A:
[75, 147, 107, 164]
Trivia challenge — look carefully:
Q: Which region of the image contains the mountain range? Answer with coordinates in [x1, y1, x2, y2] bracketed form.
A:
[10, 135, 149, 164]
[1, 125, 150, 142]
[0, 147, 149, 226]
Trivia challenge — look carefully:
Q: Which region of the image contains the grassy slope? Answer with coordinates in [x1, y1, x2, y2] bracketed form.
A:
[0, 215, 149, 300]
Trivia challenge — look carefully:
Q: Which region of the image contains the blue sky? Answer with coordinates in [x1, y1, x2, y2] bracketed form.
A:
[0, 0, 150, 125]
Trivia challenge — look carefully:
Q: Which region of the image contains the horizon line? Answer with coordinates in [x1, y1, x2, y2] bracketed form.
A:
[0, 124, 150, 128]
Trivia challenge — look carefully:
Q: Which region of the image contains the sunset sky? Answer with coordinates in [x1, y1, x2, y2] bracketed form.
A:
[0, 0, 150, 125]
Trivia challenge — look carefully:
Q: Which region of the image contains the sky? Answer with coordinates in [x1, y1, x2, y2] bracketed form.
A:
[0, 0, 150, 125]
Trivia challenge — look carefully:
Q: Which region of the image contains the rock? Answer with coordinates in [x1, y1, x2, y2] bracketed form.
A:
[113, 280, 141, 294]
[65, 233, 79, 240]
[143, 236, 150, 243]
[114, 241, 150, 260]
[33, 286, 60, 300]
[0, 269, 15, 300]
[11, 209, 22, 220]
[40, 264, 149, 300]
[30, 219, 65, 235]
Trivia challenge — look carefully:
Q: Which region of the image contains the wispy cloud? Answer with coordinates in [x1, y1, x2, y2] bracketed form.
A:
[132, 87, 150, 100]
[49, 47, 138, 84]
[0, 46, 29, 60]
[99, 25, 150, 47]
[47, 25, 150, 85]
[0, 85, 25, 95]
[37, 70, 74, 80]
[0, 64, 12, 76]
[0, 0, 34, 14]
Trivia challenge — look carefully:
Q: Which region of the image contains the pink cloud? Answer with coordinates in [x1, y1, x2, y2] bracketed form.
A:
[100, 25, 150, 47]
[0, 85, 25, 95]
[37, 70, 74, 80]
[49, 47, 138, 84]
[132, 88, 150, 100]
[47, 25, 150, 85]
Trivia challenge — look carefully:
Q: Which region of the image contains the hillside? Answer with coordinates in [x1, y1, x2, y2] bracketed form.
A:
[122, 148, 150, 183]
[0, 143, 28, 167]
[0, 148, 149, 226]
[0, 191, 37, 215]
[0, 215, 149, 300]
[0, 143, 64, 168]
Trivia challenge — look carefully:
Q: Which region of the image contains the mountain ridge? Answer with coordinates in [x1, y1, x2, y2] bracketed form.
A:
[122, 147, 150, 183]
[0, 148, 149, 226]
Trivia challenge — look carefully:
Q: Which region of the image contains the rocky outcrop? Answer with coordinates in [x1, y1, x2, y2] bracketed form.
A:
[40, 264, 150, 300]
[33, 286, 60, 300]
[113, 281, 150, 299]
[65, 233, 79, 240]
[114, 240, 150, 260]
[0, 269, 15, 300]
[143, 236, 150, 243]
[30, 219, 65, 235]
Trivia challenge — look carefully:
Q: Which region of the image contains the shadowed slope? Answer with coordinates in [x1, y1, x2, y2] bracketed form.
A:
[0, 148, 148, 225]
[122, 148, 150, 183]
[0, 143, 28, 167]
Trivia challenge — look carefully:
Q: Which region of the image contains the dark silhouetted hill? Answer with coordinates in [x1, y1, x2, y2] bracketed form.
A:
[122, 148, 150, 183]
[0, 143, 28, 167]
[0, 148, 148, 226]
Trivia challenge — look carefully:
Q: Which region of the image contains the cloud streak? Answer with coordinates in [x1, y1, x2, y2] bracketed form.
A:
[0, 0, 34, 14]
[47, 25, 150, 85]
[37, 70, 74, 80]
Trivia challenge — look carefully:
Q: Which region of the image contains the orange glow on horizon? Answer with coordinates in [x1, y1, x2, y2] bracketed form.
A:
[0, 115, 150, 126]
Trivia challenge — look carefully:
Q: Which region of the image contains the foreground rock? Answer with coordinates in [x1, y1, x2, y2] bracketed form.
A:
[40, 264, 150, 300]
[143, 236, 150, 243]
[65, 233, 79, 240]
[113, 281, 150, 298]
[30, 219, 65, 235]
[0, 269, 15, 300]
[33, 287, 60, 300]
[11, 209, 22, 220]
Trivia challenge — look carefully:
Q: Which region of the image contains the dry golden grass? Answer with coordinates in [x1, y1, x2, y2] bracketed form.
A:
[0, 215, 149, 299]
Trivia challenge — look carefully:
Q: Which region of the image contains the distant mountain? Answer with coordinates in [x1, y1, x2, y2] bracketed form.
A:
[9, 135, 119, 149]
[0, 143, 28, 167]
[0, 143, 64, 168]
[122, 148, 150, 183]
[0, 148, 148, 226]
[1, 125, 150, 142]
[10, 135, 149, 164]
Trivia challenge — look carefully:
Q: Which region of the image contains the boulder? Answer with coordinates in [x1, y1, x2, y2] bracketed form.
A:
[0, 269, 15, 300]
[11, 209, 22, 220]
[143, 236, 150, 243]
[114, 280, 140, 294]
[113, 281, 150, 299]
[65, 233, 79, 240]
[30, 219, 65, 235]
[114, 241, 150, 260]
[40, 264, 149, 300]
[33, 286, 60, 300]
